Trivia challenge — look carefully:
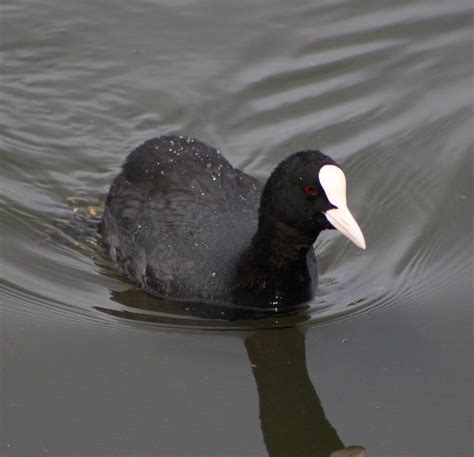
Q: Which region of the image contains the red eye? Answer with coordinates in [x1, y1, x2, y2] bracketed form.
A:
[304, 185, 318, 196]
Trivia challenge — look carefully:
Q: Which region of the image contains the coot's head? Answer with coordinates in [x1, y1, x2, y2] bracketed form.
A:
[259, 150, 365, 249]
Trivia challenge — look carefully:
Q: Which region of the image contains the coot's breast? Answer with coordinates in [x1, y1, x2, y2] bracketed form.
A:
[101, 136, 262, 301]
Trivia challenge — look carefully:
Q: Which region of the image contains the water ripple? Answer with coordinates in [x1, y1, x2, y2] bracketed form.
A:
[0, 0, 472, 334]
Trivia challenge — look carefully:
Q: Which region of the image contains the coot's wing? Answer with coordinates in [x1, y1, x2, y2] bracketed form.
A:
[101, 136, 262, 300]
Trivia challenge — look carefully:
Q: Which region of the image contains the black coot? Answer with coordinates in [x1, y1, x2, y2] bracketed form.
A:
[101, 135, 365, 309]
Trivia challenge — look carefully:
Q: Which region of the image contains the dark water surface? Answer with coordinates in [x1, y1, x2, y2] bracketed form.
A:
[1, 0, 472, 456]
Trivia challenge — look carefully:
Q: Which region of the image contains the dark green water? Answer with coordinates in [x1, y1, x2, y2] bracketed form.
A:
[1, 1, 472, 456]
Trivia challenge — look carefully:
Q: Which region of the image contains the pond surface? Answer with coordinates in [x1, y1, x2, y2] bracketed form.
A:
[1, 0, 472, 456]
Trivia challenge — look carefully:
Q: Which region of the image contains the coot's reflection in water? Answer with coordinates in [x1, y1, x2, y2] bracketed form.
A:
[245, 328, 364, 457]
[98, 291, 365, 457]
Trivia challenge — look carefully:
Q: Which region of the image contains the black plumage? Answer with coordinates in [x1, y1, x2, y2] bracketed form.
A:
[101, 135, 343, 309]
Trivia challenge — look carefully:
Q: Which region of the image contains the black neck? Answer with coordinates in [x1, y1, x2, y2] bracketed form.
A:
[235, 220, 321, 308]
[248, 219, 320, 272]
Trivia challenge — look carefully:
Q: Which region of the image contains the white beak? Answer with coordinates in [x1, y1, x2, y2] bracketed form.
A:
[324, 206, 366, 249]
[319, 165, 366, 250]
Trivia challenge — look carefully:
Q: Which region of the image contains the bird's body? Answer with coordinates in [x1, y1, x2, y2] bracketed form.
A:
[101, 135, 365, 309]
